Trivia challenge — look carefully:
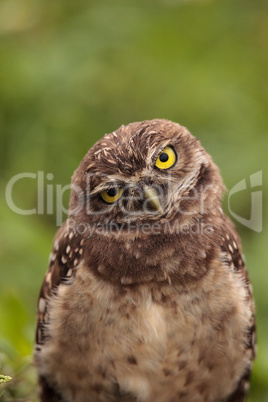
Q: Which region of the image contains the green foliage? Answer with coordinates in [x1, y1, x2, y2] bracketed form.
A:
[0, 375, 12, 384]
[0, 375, 12, 400]
[0, 0, 267, 400]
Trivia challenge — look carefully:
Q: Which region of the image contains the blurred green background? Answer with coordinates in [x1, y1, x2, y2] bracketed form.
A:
[0, 0, 267, 400]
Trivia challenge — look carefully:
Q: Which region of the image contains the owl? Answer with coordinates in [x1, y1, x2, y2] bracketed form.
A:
[34, 119, 256, 402]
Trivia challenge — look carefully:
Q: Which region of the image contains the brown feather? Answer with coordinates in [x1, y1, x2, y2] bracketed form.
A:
[34, 119, 255, 402]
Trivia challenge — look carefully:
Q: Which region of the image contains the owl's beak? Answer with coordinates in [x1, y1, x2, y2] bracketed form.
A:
[143, 185, 163, 214]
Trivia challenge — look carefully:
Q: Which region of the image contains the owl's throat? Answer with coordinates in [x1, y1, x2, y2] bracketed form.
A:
[86, 215, 214, 286]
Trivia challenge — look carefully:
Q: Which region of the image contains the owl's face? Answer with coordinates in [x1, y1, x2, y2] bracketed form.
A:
[69, 119, 223, 237]
[68, 119, 225, 284]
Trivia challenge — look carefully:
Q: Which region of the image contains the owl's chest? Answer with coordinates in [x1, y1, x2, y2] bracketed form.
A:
[45, 265, 251, 402]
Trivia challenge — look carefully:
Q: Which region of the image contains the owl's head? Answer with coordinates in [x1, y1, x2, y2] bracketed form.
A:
[69, 119, 223, 231]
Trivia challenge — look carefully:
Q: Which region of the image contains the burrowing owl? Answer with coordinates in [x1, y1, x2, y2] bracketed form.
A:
[34, 119, 256, 402]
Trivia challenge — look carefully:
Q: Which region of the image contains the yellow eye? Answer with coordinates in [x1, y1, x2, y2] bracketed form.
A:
[100, 187, 123, 204]
[155, 146, 177, 170]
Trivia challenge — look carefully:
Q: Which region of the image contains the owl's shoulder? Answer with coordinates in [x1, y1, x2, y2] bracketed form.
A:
[35, 220, 85, 346]
[217, 215, 256, 401]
